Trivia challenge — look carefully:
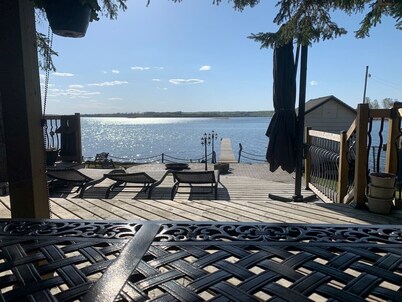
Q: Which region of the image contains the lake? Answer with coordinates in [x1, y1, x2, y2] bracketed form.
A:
[81, 116, 388, 167]
[81, 117, 271, 163]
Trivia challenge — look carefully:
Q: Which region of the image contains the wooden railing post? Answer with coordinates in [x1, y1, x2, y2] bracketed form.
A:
[74, 113, 82, 164]
[354, 103, 369, 208]
[304, 127, 312, 189]
[385, 103, 400, 174]
[0, 0, 49, 218]
[338, 131, 348, 203]
[57, 114, 82, 163]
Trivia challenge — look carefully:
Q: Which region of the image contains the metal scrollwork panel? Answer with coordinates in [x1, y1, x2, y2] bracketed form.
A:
[155, 223, 402, 244]
[0, 219, 141, 239]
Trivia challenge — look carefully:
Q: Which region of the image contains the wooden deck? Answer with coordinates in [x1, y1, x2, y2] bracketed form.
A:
[0, 163, 401, 224]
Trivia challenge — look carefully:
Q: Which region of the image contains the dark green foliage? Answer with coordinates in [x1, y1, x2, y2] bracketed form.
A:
[36, 32, 58, 71]
[36, 0, 402, 70]
[34, 0, 127, 70]
[382, 97, 397, 108]
[366, 97, 399, 109]
[33, 0, 127, 21]
[161, 0, 402, 47]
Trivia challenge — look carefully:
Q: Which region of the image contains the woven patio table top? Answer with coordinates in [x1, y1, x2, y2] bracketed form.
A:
[1, 219, 401, 301]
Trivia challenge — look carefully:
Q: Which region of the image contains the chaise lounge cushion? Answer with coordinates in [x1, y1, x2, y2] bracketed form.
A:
[47, 168, 97, 197]
[104, 171, 166, 199]
[47, 168, 121, 197]
[171, 170, 220, 200]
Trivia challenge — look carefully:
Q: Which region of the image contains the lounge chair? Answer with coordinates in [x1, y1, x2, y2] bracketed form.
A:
[47, 168, 110, 198]
[104, 171, 168, 199]
[171, 170, 220, 200]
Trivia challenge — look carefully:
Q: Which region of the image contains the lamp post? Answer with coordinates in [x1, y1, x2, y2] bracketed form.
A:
[201, 133, 210, 171]
[210, 130, 218, 163]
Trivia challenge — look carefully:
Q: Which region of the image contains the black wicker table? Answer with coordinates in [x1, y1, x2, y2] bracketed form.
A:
[0, 219, 401, 301]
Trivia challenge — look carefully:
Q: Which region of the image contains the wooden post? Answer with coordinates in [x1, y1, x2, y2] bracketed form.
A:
[304, 127, 312, 189]
[385, 103, 400, 174]
[354, 103, 369, 208]
[0, 0, 50, 218]
[58, 114, 82, 163]
[74, 113, 82, 164]
[338, 131, 348, 203]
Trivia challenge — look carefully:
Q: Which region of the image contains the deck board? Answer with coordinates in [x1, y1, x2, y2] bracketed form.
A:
[1, 163, 401, 224]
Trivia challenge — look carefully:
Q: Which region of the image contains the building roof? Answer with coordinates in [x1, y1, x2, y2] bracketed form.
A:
[304, 95, 356, 115]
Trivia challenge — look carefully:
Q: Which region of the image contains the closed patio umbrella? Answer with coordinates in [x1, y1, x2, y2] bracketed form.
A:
[266, 42, 297, 173]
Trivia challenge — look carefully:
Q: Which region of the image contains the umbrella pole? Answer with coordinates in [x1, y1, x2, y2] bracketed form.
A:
[293, 45, 316, 202]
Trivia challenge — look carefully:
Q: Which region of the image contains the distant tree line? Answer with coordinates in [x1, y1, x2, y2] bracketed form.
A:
[81, 111, 275, 118]
[366, 97, 399, 109]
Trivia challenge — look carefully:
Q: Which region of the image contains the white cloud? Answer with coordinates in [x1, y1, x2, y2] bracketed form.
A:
[108, 97, 122, 100]
[310, 80, 318, 86]
[131, 66, 150, 71]
[53, 72, 74, 77]
[102, 70, 107, 74]
[112, 69, 120, 74]
[83, 92, 101, 95]
[169, 78, 204, 85]
[46, 88, 101, 99]
[200, 65, 211, 71]
[88, 81, 128, 87]
[152, 79, 161, 82]
[69, 84, 84, 89]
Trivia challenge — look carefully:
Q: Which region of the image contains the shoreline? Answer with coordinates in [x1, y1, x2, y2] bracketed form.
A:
[81, 111, 274, 118]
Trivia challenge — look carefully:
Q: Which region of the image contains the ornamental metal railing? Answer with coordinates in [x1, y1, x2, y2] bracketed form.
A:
[43, 113, 82, 164]
[305, 129, 353, 203]
[305, 102, 402, 206]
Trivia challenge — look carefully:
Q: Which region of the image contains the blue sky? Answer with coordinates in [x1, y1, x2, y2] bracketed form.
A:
[36, 1, 402, 115]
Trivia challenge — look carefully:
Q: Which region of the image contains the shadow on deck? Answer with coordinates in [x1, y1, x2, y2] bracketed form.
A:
[0, 163, 401, 224]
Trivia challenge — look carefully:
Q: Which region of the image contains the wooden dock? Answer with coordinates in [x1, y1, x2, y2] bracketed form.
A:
[0, 163, 401, 224]
[219, 138, 237, 163]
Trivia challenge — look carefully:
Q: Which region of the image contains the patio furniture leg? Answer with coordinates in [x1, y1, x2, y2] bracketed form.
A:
[147, 172, 169, 199]
[79, 176, 107, 198]
[105, 181, 125, 199]
[171, 183, 179, 200]
[138, 184, 151, 197]
[147, 186, 153, 199]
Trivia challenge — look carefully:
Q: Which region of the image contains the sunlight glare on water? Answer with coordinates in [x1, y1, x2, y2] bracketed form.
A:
[81, 117, 270, 162]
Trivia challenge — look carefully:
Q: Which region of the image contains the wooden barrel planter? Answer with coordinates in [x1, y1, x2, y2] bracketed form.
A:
[369, 172, 396, 188]
[366, 172, 396, 214]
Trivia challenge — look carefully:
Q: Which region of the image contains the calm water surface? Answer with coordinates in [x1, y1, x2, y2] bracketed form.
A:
[81, 117, 271, 162]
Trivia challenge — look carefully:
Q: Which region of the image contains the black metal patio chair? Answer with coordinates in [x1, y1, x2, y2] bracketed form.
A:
[95, 152, 116, 168]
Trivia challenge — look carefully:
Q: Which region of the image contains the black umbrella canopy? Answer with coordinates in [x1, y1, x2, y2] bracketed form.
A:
[266, 42, 297, 173]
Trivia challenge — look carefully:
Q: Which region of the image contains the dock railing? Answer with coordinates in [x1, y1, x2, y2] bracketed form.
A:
[305, 102, 402, 206]
[237, 143, 267, 163]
